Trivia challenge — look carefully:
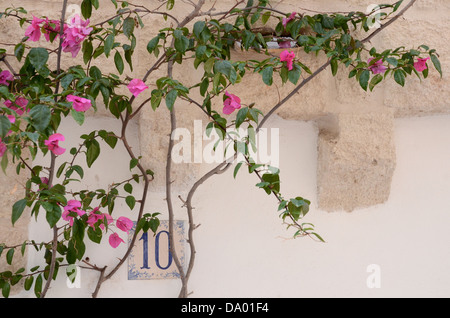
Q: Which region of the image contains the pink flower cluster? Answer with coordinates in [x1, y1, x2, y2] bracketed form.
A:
[0, 139, 6, 157]
[223, 91, 241, 115]
[25, 15, 92, 58]
[45, 133, 66, 156]
[0, 70, 13, 86]
[280, 50, 296, 71]
[4, 96, 29, 125]
[67, 94, 92, 112]
[0, 96, 30, 157]
[414, 57, 430, 72]
[62, 200, 133, 248]
[368, 57, 387, 74]
[25, 16, 62, 42]
[127, 79, 149, 97]
[62, 15, 93, 58]
[367, 56, 431, 75]
[282, 12, 297, 28]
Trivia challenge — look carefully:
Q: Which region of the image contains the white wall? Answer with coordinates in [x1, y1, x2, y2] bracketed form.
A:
[18, 113, 450, 298]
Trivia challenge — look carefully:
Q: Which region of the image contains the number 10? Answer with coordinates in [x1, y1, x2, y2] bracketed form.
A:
[139, 231, 173, 270]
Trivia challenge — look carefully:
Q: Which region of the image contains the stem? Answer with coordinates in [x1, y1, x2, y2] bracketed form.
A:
[39, 0, 68, 298]
[162, 0, 207, 299]
[91, 112, 151, 297]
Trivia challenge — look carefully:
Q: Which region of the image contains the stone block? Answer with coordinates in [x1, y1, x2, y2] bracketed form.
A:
[317, 110, 396, 211]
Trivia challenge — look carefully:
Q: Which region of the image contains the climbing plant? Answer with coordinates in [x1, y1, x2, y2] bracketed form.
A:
[0, 0, 441, 298]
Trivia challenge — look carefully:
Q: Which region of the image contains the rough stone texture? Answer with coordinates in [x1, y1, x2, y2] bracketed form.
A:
[317, 110, 396, 211]
[0, 164, 29, 295]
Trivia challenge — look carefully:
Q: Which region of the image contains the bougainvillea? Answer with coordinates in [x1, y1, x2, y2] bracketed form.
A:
[0, 0, 441, 298]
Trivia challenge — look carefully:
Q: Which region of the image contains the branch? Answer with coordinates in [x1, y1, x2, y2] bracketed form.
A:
[163, 0, 206, 299]
[40, 0, 69, 298]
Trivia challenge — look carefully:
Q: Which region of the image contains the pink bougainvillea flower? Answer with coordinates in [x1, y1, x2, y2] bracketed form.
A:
[368, 57, 387, 74]
[67, 94, 92, 112]
[104, 213, 114, 225]
[4, 97, 29, 116]
[280, 50, 296, 71]
[109, 232, 125, 248]
[0, 70, 14, 86]
[25, 16, 44, 42]
[282, 12, 297, 28]
[223, 91, 241, 115]
[7, 115, 15, 124]
[87, 211, 103, 229]
[62, 200, 85, 226]
[61, 15, 92, 58]
[414, 57, 430, 72]
[127, 79, 149, 97]
[42, 18, 61, 42]
[116, 216, 133, 234]
[44, 133, 66, 156]
[0, 139, 6, 157]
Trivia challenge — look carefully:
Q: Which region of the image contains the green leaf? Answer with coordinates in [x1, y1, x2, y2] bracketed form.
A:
[165, 89, 178, 111]
[261, 66, 273, 86]
[200, 77, 209, 96]
[311, 232, 325, 242]
[288, 64, 302, 85]
[29, 104, 51, 132]
[14, 42, 25, 62]
[6, 248, 14, 265]
[147, 36, 160, 54]
[24, 276, 34, 291]
[385, 57, 398, 67]
[149, 218, 160, 234]
[174, 34, 189, 54]
[394, 69, 405, 87]
[28, 47, 49, 72]
[71, 108, 85, 125]
[86, 139, 100, 168]
[124, 183, 133, 194]
[114, 51, 124, 75]
[34, 274, 43, 298]
[81, 0, 92, 19]
[126, 195, 136, 210]
[104, 33, 115, 57]
[214, 60, 237, 84]
[44, 203, 62, 228]
[233, 162, 243, 178]
[430, 54, 442, 77]
[123, 17, 135, 39]
[235, 107, 248, 128]
[2, 281, 10, 298]
[12, 199, 27, 226]
[359, 69, 370, 91]
[87, 226, 102, 244]
[83, 40, 93, 64]
[0, 115, 11, 139]
[151, 89, 163, 111]
[369, 74, 383, 91]
[193, 21, 206, 39]
[262, 11, 271, 24]
[330, 58, 338, 76]
[167, 0, 175, 10]
[129, 158, 139, 170]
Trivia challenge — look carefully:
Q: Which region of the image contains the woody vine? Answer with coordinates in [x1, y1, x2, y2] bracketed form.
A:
[0, 0, 441, 298]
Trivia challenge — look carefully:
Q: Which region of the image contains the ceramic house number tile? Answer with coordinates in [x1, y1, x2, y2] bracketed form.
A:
[128, 220, 186, 280]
